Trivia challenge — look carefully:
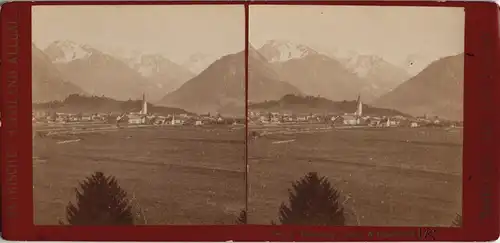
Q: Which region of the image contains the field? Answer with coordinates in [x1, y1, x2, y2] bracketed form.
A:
[33, 124, 246, 225]
[247, 125, 463, 226]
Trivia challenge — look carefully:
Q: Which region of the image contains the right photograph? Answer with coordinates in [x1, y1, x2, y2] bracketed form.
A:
[247, 5, 464, 226]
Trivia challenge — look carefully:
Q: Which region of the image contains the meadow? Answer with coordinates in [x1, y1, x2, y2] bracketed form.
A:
[247, 126, 463, 226]
[33, 125, 246, 225]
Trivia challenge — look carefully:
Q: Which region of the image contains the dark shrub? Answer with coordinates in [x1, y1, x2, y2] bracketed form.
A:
[452, 213, 462, 227]
[235, 209, 247, 224]
[277, 172, 345, 226]
[61, 172, 134, 225]
[250, 131, 260, 139]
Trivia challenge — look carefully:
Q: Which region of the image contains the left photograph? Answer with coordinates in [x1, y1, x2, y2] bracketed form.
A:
[32, 5, 246, 225]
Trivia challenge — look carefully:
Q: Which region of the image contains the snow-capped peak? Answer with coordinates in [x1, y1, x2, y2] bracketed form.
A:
[321, 48, 386, 77]
[49, 40, 93, 63]
[341, 54, 386, 77]
[102, 48, 167, 77]
[131, 54, 168, 77]
[102, 47, 141, 61]
[182, 53, 218, 74]
[258, 40, 318, 63]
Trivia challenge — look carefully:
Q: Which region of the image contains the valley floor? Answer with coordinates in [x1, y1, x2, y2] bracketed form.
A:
[247, 126, 463, 226]
[33, 125, 246, 225]
[32, 122, 463, 226]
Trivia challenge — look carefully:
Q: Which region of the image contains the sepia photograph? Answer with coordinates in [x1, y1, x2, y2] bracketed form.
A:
[247, 5, 464, 226]
[32, 5, 246, 225]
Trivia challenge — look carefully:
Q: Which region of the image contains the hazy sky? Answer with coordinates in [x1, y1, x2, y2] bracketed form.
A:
[250, 5, 465, 74]
[32, 5, 245, 63]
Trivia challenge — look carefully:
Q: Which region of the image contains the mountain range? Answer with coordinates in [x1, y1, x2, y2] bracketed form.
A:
[32, 39, 464, 120]
[251, 40, 463, 120]
[41, 41, 198, 102]
[157, 46, 303, 116]
[255, 40, 411, 102]
[43, 41, 149, 101]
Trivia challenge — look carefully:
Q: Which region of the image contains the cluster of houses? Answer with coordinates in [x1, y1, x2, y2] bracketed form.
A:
[32, 108, 461, 128]
[247, 110, 462, 128]
[247, 95, 462, 128]
[32, 93, 244, 126]
[30, 94, 462, 129]
[119, 112, 244, 126]
[32, 111, 244, 126]
[32, 111, 107, 123]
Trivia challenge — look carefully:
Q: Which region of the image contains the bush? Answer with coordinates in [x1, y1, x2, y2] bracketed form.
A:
[277, 172, 345, 226]
[61, 172, 134, 225]
[235, 209, 247, 224]
[250, 131, 260, 139]
[452, 213, 462, 227]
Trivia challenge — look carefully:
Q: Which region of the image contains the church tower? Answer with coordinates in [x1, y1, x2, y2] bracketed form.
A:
[141, 93, 147, 115]
[355, 94, 362, 117]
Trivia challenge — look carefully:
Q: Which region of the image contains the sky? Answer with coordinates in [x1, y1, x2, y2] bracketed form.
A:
[250, 5, 465, 75]
[32, 5, 245, 63]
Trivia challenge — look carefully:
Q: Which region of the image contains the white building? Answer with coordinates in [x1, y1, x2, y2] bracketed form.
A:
[128, 114, 146, 124]
[171, 115, 184, 125]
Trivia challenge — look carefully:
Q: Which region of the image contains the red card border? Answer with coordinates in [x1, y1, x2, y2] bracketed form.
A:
[1, 1, 499, 241]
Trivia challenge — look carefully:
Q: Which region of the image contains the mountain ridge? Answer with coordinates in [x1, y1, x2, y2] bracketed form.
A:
[271, 52, 372, 102]
[374, 53, 464, 121]
[44, 40, 152, 101]
[248, 46, 304, 102]
[124, 53, 196, 94]
[249, 94, 410, 117]
[33, 94, 191, 115]
[257, 40, 318, 63]
[32, 44, 87, 103]
[182, 53, 220, 75]
[158, 51, 246, 116]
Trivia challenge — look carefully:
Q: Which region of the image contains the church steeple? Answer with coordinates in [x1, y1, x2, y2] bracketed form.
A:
[355, 94, 362, 117]
[141, 93, 147, 115]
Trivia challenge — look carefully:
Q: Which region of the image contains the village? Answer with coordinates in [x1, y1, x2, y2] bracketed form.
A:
[32, 111, 245, 126]
[247, 110, 464, 128]
[32, 94, 245, 127]
[247, 96, 463, 128]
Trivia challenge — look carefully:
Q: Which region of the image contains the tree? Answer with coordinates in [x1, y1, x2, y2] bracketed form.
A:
[49, 112, 57, 121]
[235, 209, 247, 224]
[452, 213, 462, 227]
[277, 172, 345, 226]
[61, 172, 134, 225]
